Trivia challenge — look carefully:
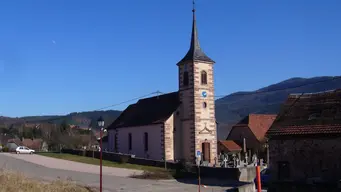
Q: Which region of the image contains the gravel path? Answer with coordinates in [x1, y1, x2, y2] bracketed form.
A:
[0, 153, 232, 192]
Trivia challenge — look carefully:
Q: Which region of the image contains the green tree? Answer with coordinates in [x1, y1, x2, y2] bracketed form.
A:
[60, 120, 70, 135]
[32, 127, 42, 138]
[8, 124, 19, 137]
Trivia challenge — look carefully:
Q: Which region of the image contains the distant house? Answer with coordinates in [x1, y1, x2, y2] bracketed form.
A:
[267, 89, 341, 182]
[227, 114, 276, 159]
[22, 138, 48, 151]
[6, 138, 22, 151]
[6, 138, 48, 152]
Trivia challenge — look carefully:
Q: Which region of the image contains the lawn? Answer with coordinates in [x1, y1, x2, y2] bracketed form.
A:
[38, 153, 176, 179]
[38, 152, 163, 172]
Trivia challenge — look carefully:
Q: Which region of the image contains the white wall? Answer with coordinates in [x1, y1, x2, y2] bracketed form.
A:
[116, 124, 163, 160]
[108, 130, 115, 151]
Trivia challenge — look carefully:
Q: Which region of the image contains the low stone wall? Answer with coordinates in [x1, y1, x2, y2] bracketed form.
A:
[61, 149, 257, 181]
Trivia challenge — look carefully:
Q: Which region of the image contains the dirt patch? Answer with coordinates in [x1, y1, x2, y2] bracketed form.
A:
[130, 170, 175, 180]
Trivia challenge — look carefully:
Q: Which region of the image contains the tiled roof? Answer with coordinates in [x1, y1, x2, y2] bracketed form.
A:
[231, 114, 277, 142]
[107, 92, 180, 129]
[248, 114, 277, 141]
[267, 89, 341, 137]
[218, 140, 242, 152]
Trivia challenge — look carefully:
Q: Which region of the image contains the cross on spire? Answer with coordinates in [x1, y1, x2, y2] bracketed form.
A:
[177, 0, 215, 65]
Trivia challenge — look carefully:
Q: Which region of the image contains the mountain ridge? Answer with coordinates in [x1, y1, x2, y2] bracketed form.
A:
[1, 76, 340, 138]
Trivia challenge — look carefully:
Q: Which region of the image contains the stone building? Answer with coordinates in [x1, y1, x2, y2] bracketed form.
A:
[266, 89, 341, 182]
[107, 5, 218, 164]
[227, 114, 276, 159]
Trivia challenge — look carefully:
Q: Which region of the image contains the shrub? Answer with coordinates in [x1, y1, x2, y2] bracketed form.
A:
[130, 170, 173, 180]
[2, 147, 9, 152]
[119, 155, 130, 164]
[172, 160, 197, 179]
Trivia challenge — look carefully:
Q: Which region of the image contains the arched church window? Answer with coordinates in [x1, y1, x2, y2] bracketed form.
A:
[201, 71, 207, 85]
[183, 71, 189, 86]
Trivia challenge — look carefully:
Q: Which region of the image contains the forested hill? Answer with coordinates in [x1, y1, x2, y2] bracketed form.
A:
[0, 110, 122, 130]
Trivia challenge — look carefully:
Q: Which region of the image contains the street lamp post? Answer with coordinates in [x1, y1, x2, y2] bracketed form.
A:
[97, 116, 105, 192]
[88, 127, 94, 158]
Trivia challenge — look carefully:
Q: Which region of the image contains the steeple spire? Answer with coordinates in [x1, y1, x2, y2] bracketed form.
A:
[177, 0, 215, 65]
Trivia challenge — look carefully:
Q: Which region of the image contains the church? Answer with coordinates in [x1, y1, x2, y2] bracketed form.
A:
[107, 4, 218, 164]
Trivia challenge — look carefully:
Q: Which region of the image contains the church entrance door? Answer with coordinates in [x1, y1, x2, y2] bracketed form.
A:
[202, 142, 210, 162]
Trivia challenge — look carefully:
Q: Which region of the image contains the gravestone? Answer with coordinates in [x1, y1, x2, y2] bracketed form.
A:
[223, 157, 228, 168]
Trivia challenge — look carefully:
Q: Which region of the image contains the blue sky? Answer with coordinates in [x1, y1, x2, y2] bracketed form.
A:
[0, 0, 340, 117]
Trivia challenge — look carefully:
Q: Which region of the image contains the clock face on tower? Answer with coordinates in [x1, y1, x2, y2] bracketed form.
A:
[201, 91, 207, 98]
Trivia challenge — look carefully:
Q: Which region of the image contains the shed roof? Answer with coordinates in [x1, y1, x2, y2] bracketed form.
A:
[218, 140, 242, 152]
[267, 89, 341, 137]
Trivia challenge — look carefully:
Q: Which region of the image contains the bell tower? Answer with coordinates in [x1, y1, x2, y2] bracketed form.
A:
[177, 1, 217, 164]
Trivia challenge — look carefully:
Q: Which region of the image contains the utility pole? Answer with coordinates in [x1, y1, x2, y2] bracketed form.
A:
[164, 143, 167, 169]
[266, 139, 270, 167]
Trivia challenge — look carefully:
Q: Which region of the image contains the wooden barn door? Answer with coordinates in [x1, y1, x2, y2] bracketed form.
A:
[202, 142, 211, 162]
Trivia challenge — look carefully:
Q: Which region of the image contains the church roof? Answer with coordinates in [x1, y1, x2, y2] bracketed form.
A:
[177, 6, 214, 65]
[107, 92, 180, 129]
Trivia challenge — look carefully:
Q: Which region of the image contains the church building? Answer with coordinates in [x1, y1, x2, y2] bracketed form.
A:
[107, 4, 217, 164]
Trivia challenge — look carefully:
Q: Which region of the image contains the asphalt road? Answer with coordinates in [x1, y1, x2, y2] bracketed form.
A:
[0, 153, 235, 192]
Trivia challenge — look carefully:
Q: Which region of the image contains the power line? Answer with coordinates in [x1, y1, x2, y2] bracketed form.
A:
[214, 76, 341, 98]
[95, 91, 162, 111]
[22, 76, 341, 124]
[24, 91, 162, 124]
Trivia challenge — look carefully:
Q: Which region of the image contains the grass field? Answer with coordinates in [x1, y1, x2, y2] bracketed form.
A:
[38, 153, 175, 179]
[38, 152, 163, 171]
[0, 170, 96, 192]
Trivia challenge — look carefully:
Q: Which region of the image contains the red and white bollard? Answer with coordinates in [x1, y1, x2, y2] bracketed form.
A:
[256, 166, 262, 192]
